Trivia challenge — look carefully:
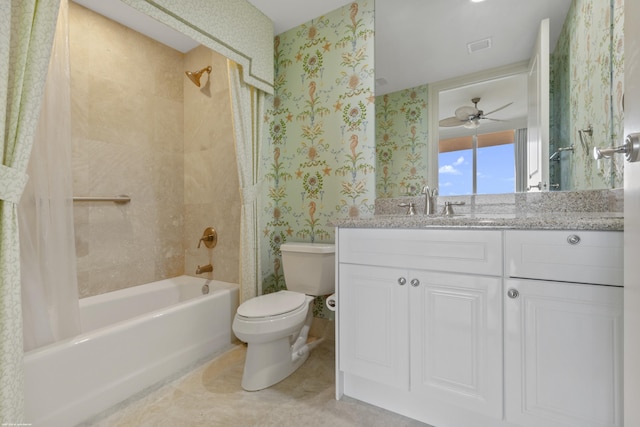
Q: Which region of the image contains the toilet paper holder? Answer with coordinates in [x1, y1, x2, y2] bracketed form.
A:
[326, 293, 336, 311]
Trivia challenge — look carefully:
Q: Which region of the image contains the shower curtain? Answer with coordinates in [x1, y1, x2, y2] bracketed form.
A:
[228, 60, 265, 303]
[19, 0, 81, 352]
[0, 0, 62, 423]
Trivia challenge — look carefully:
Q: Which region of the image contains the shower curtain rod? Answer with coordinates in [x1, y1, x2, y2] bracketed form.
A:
[72, 195, 130, 204]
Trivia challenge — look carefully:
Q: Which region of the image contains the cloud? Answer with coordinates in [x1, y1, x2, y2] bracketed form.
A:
[439, 156, 465, 175]
[438, 165, 461, 175]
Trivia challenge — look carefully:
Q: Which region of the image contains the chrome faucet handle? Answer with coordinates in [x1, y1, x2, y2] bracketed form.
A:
[442, 201, 465, 216]
[398, 202, 417, 216]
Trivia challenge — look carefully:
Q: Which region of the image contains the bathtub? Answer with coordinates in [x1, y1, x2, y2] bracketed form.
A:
[23, 275, 239, 427]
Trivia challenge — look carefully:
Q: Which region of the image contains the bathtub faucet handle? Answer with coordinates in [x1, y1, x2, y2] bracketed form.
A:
[197, 236, 211, 248]
[197, 227, 218, 249]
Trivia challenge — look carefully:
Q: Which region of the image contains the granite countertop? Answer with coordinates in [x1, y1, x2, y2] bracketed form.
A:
[331, 212, 624, 231]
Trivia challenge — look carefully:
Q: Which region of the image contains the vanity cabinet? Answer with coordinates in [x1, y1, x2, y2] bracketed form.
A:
[336, 227, 623, 427]
[504, 230, 623, 427]
[337, 228, 503, 424]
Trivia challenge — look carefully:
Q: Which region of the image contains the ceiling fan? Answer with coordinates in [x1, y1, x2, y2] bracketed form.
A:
[439, 97, 513, 129]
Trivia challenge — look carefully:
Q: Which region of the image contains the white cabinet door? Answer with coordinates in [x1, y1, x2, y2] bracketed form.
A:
[410, 270, 503, 419]
[504, 279, 623, 427]
[339, 263, 410, 390]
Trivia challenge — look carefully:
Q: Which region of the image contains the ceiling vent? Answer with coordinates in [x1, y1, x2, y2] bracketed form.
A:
[467, 37, 492, 54]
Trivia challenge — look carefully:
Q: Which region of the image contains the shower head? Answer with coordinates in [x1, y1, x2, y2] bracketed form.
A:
[185, 66, 212, 87]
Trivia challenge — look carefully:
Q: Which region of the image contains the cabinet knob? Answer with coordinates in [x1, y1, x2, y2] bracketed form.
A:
[507, 288, 520, 299]
[567, 234, 581, 245]
[398, 277, 407, 286]
[410, 278, 420, 287]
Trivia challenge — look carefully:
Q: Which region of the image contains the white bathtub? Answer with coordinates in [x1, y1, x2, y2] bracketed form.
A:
[23, 275, 239, 427]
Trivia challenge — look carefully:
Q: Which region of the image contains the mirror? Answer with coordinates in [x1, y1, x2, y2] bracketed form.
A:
[374, 0, 624, 198]
[435, 66, 529, 196]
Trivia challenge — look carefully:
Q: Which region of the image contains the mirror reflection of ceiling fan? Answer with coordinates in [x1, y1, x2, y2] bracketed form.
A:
[439, 97, 513, 129]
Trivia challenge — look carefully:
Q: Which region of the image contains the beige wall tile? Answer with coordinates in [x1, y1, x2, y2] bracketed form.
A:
[183, 47, 240, 284]
[70, 2, 239, 297]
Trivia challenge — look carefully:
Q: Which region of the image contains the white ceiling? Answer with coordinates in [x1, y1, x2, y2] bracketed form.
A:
[73, 0, 199, 52]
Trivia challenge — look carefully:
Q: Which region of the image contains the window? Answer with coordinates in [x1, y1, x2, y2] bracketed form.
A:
[438, 130, 516, 196]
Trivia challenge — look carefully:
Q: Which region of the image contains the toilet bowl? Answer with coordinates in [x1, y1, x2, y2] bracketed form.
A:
[232, 242, 335, 391]
[233, 290, 312, 343]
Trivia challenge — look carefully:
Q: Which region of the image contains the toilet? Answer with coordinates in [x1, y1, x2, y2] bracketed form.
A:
[232, 242, 335, 391]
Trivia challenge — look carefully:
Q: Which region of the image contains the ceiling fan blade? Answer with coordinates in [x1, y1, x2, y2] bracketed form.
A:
[439, 116, 466, 127]
[482, 102, 513, 117]
[483, 117, 507, 122]
[455, 105, 478, 120]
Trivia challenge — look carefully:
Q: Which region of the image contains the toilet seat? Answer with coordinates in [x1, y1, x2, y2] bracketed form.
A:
[237, 290, 306, 318]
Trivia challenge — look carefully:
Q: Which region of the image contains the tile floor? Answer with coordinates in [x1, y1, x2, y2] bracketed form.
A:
[83, 336, 429, 427]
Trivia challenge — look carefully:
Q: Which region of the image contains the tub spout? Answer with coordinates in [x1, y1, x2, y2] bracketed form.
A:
[196, 264, 213, 274]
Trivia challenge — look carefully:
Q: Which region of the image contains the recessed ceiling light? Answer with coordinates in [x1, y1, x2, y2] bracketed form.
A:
[471, 0, 486, 3]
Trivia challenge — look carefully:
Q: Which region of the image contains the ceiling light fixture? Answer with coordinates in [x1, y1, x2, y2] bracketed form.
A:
[464, 119, 480, 129]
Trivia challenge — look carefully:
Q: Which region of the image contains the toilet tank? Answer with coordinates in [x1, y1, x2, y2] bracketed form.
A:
[280, 242, 335, 296]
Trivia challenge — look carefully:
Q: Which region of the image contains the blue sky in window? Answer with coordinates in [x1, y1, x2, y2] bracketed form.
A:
[439, 143, 515, 195]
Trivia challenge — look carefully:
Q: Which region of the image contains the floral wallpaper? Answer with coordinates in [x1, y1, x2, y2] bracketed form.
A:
[260, 1, 375, 309]
[375, 84, 430, 198]
[550, 0, 624, 190]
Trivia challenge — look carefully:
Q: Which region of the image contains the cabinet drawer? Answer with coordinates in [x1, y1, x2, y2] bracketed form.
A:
[505, 230, 623, 286]
[338, 228, 502, 276]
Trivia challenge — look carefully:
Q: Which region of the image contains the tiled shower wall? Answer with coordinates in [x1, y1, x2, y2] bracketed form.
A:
[70, 3, 239, 297]
[183, 46, 240, 283]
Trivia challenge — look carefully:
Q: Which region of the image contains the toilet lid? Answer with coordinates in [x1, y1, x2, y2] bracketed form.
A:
[237, 290, 307, 318]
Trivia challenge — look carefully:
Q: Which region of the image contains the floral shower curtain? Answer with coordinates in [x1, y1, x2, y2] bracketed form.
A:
[228, 60, 265, 303]
[0, 0, 62, 423]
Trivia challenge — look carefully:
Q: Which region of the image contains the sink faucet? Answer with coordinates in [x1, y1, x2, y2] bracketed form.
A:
[421, 186, 438, 215]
